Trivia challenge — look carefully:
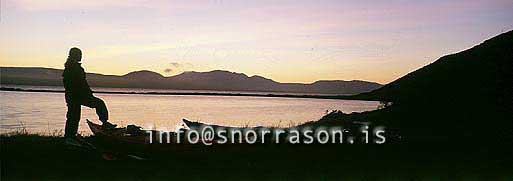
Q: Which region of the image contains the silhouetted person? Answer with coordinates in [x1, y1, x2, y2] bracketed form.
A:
[63, 47, 116, 144]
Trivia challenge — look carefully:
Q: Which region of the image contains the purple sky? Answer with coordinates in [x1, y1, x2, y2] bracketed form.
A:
[1, 0, 512, 83]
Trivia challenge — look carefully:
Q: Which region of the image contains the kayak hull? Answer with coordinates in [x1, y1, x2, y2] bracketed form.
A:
[86, 120, 150, 144]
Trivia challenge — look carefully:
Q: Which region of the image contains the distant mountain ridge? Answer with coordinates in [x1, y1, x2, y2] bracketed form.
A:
[0, 67, 382, 95]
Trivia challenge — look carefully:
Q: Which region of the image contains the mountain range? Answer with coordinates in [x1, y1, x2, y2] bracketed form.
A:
[0, 67, 382, 95]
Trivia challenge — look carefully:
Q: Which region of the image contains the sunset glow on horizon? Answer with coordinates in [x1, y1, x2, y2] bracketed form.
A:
[1, 0, 512, 84]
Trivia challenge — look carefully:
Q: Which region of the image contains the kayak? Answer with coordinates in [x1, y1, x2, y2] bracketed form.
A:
[182, 119, 226, 129]
[86, 119, 148, 160]
[87, 119, 253, 144]
[86, 119, 151, 144]
[86, 119, 126, 136]
[182, 118, 266, 131]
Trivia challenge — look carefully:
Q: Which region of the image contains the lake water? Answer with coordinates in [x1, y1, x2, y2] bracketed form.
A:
[0, 88, 379, 135]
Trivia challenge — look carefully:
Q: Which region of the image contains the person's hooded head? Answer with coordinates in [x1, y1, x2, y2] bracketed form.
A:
[65, 47, 82, 67]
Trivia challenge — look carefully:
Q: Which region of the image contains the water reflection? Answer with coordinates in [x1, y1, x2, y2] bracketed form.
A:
[1, 91, 379, 135]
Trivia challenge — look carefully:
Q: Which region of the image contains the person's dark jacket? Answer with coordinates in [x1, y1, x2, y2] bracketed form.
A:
[62, 62, 93, 102]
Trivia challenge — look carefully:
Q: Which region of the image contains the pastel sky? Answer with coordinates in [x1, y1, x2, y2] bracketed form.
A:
[1, 0, 512, 84]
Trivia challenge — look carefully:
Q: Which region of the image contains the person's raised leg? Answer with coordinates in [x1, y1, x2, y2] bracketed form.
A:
[82, 96, 116, 129]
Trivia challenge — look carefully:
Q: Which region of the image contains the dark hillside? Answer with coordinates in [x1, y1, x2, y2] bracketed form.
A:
[345, 30, 513, 143]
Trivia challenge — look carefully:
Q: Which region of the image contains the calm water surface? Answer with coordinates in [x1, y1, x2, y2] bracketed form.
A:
[1, 90, 379, 135]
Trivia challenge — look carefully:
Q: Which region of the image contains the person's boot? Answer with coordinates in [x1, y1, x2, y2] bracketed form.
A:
[101, 121, 117, 129]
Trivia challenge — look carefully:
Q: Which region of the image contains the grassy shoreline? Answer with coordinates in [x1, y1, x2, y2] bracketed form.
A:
[2, 133, 511, 180]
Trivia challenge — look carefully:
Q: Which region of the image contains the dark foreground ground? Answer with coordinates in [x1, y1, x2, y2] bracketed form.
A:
[1, 134, 511, 180]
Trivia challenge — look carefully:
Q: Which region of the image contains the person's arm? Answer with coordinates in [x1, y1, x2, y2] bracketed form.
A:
[63, 68, 72, 92]
[65, 65, 92, 97]
[77, 66, 93, 96]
